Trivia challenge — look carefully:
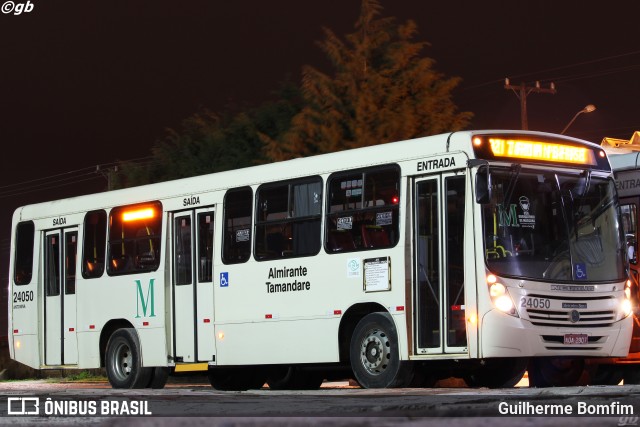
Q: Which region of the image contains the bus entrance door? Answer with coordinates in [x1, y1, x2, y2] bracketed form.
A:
[43, 228, 78, 366]
[413, 173, 468, 355]
[171, 208, 216, 363]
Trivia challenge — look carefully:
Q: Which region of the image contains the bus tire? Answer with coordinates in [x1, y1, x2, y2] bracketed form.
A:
[105, 328, 152, 389]
[590, 364, 624, 385]
[267, 366, 324, 390]
[350, 312, 413, 389]
[623, 365, 640, 384]
[528, 357, 585, 387]
[463, 358, 528, 388]
[147, 367, 170, 389]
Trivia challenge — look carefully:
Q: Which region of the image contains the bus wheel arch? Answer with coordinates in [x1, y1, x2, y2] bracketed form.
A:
[99, 319, 135, 367]
[348, 311, 413, 388]
[338, 303, 387, 363]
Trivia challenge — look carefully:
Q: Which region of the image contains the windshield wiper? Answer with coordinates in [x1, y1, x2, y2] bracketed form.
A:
[503, 164, 522, 209]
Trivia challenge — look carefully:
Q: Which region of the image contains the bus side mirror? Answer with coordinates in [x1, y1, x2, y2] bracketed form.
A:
[475, 166, 491, 204]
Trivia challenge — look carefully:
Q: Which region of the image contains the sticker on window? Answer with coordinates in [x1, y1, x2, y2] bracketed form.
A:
[235, 229, 250, 242]
[337, 217, 353, 230]
[376, 211, 392, 226]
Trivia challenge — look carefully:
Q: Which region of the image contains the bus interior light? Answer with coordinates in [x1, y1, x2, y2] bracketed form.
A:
[122, 208, 155, 222]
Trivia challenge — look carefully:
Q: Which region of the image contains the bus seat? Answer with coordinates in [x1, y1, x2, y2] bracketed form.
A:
[361, 225, 390, 248]
[328, 229, 356, 251]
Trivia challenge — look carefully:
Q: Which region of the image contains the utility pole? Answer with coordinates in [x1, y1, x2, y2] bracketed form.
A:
[504, 78, 556, 130]
[96, 165, 118, 191]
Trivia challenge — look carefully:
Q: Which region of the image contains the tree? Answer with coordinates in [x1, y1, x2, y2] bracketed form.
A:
[263, 0, 472, 161]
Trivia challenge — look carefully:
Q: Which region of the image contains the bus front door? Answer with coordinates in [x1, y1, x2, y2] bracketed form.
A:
[43, 228, 78, 366]
[171, 208, 216, 363]
[413, 173, 468, 354]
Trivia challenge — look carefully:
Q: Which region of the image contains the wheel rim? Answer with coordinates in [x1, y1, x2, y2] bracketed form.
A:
[359, 327, 390, 375]
[110, 339, 133, 382]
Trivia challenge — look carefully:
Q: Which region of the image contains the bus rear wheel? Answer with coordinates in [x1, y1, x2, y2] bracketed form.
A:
[267, 366, 324, 390]
[105, 328, 152, 389]
[147, 367, 170, 389]
[350, 312, 413, 389]
[528, 357, 585, 387]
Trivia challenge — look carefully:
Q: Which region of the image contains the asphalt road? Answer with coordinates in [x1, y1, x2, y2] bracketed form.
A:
[0, 380, 639, 426]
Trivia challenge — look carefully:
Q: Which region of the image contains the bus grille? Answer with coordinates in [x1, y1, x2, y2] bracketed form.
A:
[523, 294, 616, 328]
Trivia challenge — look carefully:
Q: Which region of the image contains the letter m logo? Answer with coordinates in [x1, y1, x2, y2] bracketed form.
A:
[135, 279, 156, 318]
[498, 204, 519, 227]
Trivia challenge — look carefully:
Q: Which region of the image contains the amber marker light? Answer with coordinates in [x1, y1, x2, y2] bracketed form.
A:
[122, 208, 155, 222]
[217, 331, 225, 340]
[473, 137, 483, 147]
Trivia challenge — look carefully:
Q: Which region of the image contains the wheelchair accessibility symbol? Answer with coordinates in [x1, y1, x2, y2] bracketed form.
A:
[574, 263, 587, 280]
[220, 272, 229, 287]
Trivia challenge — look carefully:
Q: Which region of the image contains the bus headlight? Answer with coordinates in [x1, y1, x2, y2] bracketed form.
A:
[622, 279, 633, 318]
[487, 276, 518, 317]
[622, 299, 632, 318]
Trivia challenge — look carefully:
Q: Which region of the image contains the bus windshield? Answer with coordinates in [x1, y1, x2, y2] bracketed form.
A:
[482, 167, 626, 282]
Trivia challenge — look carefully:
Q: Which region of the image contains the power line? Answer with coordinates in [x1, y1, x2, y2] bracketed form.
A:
[0, 156, 159, 200]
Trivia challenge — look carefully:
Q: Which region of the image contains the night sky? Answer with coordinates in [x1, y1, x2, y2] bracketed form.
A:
[1, 0, 639, 310]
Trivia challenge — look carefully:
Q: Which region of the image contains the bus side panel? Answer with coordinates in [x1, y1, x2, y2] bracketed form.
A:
[138, 327, 169, 367]
[76, 331, 100, 368]
[9, 226, 41, 369]
[214, 317, 340, 366]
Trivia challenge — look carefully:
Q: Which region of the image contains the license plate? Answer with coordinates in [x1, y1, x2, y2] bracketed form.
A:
[564, 333, 588, 345]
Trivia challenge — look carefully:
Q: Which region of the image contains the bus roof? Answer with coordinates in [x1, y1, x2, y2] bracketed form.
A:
[13, 130, 602, 222]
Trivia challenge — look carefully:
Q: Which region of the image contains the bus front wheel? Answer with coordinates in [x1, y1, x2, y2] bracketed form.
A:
[105, 328, 152, 389]
[528, 357, 585, 387]
[349, 312, 413, 388]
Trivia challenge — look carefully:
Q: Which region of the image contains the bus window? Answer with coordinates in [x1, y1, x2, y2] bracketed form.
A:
[222, 187, 252, 264]
[174, 215, 192, 286]
[65, 232, 77, 294]
[107, 201, 162, 275]
[255, 177, 322, 260]
[198, 212, 214, 282]
[82, 210, 107, 279]
[14, 221, 34, 285]
[326, 165, 399, 252]
[621, 204, 637, 265]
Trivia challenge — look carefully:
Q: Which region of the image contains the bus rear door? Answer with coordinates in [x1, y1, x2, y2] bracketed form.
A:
[171, 207, 216, 363]
[43, 228, 78, 366]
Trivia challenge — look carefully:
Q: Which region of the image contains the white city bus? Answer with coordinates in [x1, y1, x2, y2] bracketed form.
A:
[8, 130, 633, 389]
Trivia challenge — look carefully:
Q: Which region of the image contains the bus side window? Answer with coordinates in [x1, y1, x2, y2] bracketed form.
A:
[14, 221, 35, 285]
[325, 165, 399, 253]
[82, 210, 107, 279]
[222, 187, 252, 264]
[255, 177, 322, 260]
[621, 204, 638, 265]
[107, 202, 162, 275]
